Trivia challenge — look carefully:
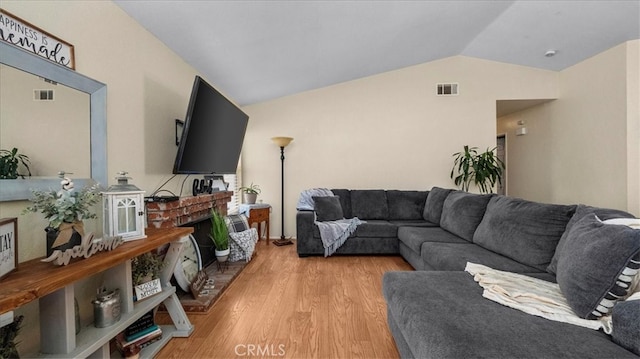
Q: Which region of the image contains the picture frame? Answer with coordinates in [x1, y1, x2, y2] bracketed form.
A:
[0, 217, 18, 280]
[0, 9, 76, 69]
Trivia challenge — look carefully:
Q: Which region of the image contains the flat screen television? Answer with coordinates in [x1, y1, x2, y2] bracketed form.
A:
[173, 76, 249, 175]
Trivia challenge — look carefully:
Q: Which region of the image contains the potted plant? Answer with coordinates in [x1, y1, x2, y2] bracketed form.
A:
[239, 182, 261, 204]
[23, 176, 101, 256]
[209, 209, 229, 262]
[0, 147, 31, 179]
[0, 315, 23, 359]
[131, 252, 164, 286]
[450, 145, 505, 194]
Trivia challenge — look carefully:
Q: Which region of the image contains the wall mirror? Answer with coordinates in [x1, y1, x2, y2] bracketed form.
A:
[0, 42, 107, 201]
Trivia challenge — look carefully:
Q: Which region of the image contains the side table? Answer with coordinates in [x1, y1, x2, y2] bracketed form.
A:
[240, 203, 271, 244]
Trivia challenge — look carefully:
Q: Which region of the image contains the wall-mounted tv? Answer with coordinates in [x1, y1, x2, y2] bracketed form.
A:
[173, 76, 249, 175]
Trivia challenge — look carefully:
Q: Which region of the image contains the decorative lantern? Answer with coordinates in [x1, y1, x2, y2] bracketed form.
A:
[102, 171, 146, 241]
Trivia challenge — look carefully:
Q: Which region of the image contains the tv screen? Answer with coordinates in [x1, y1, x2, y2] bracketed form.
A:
[173, 76, 249, 174]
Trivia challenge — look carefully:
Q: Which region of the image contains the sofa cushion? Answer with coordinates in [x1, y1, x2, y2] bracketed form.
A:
[421, 242, 542, 273]
[330, 189, 352, 218]
[389, 219, 438, 227]
[383, 271, 637, 359]
[547, 204, 636, 274]
[387, 190, 429, 220]
[440, 191, 493, 241]
[422, 187, 453, 224]
[312, 196, 344, 221]
[353, 220, 398, 238]
[612, 300, 640, 355]
[472, 196, 576, 271]
[556, 214, 640, 319]
[398, 227, 468, 254]
[351, 190, 388, 219]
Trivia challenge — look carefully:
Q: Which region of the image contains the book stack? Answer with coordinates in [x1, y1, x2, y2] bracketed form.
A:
[115, 310, 162, 355]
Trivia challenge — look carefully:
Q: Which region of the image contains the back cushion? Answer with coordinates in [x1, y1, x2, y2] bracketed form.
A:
[331, 189, 352, 218]
[473, 196, 576, 271]
[387, 190, 429, 220]
[547, 204, 635, 274]
[440, 191, 493, 241]
[423, 187, 454, 224]
[351, 190, 389, 219]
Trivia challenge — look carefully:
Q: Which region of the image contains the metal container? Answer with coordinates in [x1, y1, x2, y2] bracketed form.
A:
[92, 287, 121, 328]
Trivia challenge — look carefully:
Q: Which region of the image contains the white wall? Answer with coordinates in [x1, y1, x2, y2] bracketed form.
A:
[498, 40, 639, 214]
[243, 56, 558, 238]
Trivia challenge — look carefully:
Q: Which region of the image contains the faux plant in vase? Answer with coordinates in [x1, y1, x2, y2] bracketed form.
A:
[23, 176, 101, 257]
[209, 209, 229, 262]
[239, 182, 261, 204]
[450, 145, 505, 194]
[0, 147, 31, 179]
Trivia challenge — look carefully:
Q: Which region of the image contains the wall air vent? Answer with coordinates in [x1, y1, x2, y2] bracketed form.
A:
[436, 83, 458, 96]
[34, 89, 54, 101]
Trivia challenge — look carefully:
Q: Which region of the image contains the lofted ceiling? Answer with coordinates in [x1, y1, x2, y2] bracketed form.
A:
[114, 0, 640, 106]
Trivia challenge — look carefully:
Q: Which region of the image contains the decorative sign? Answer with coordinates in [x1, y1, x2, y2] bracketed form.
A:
[189, 270, 214, 298]
[42, 233, 124, 266]
[0, 9, 75, 69]
[134, 278, 162, 301]
[0, 218, 18, 279]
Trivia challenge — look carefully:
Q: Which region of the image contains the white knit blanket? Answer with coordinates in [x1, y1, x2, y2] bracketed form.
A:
[316, 217, 363, 257]
[464, 262, 613, 333]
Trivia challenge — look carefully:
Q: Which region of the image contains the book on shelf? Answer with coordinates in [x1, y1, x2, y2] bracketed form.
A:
[115, 327, 163, 354]
[125, 324, 159, 342]
[124, 310, 155, 337]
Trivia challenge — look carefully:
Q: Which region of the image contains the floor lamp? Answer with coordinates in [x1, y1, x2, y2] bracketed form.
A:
[271, 136, 294, 246]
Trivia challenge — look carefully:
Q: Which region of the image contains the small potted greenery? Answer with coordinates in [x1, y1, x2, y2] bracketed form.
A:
[239, 182, 261, 204]
[209, 209, 229, 262]
[0, 147, 31, 179]
[23, 176, 101, 256]
[131, 252, 164, 285]
[450, 145, 505, 194]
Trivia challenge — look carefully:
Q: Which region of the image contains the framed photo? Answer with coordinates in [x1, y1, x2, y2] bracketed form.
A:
[0, 218, 18, 279]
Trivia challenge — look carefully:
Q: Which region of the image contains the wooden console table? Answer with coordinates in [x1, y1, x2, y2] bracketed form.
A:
[0, 227, 194, 358]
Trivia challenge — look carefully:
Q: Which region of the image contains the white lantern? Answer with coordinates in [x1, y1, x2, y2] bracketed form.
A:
[102, 171, 146, 241]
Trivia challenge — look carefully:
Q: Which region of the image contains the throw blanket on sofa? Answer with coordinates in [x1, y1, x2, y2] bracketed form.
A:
[464, 262, 613, 333]
[316, 217, 363, 257]
[296, 188, 334, 210]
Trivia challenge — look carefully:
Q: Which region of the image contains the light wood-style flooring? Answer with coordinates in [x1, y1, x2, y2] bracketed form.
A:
[157, 240, 412, 358]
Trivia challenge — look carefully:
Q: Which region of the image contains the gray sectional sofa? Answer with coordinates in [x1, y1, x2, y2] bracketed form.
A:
[295, 187, 640, 358]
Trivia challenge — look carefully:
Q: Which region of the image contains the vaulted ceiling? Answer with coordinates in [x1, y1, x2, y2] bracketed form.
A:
[115, 1, 640, 106]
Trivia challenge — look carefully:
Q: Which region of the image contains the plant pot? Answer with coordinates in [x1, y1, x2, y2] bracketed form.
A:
[243, 193, 257, 204]
[215, 248, 230, 262]
[45, 224, 83, 257]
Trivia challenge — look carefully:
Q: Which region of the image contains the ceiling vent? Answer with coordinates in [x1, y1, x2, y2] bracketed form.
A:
[436, 83, 458, 96]
[34, 89, 54, 101]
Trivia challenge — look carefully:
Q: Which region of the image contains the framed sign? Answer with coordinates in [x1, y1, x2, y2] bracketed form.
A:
[0, 9, 75, 69]
[0, 217, 18, 279]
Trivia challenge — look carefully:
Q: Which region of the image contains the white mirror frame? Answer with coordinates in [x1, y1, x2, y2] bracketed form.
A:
[0, 41, 107, 201]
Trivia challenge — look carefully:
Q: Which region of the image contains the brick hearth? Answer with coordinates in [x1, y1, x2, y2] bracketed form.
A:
[146, 192, 233, 228]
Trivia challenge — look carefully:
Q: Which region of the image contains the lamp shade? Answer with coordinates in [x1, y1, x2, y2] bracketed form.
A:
[271, 136, 293, 147]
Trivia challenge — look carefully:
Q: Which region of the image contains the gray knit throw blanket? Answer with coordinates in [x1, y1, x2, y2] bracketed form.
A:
[316, 217, 364, 257]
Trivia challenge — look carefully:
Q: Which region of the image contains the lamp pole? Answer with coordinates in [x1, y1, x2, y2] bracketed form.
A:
[271, 137, 293, 246]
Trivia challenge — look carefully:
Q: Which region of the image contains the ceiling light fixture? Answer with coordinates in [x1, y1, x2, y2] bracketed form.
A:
[545, 50, 557, 57]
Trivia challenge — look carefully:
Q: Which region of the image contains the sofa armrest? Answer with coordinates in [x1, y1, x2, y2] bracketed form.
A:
[296, 210, 319, 256]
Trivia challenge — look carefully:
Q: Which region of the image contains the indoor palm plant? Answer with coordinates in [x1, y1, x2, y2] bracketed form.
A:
[23, 176, 101, 256]
[209, 209, 230, 262]
[239, 182, 261, 204]
[450, 145, 504, 194]
[0, 147, 31, 179]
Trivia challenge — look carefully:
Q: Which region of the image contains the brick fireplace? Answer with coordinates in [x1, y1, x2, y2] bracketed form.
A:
[145, 192, 232, 229]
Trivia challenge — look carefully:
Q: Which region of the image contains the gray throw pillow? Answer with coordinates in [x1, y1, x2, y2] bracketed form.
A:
[313, 196, 344, 221]
[440, 191, 493, 242]
[423, 187, 453, 224]
[473, 196, 575, 271]
[556, 214, 640, 319]
[547, 204, 635, 274]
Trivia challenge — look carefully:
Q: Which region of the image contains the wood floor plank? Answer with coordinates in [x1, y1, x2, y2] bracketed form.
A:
[157, 241, 413, 358]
